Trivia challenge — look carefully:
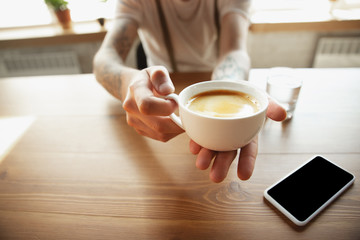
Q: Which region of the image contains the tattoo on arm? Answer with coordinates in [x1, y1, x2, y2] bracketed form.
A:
[111, 23, 137, 61]
[94, 19, 138, 101]
[212, 50, 250, 81]
[96, 59, 123, 100]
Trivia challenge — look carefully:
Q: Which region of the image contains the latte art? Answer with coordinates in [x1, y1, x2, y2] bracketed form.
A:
[187, 90, 260, 118]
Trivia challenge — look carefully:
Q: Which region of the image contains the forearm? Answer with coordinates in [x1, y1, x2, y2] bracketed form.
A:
[93, 18, 139, 102]
[93, 49, 138, 102]
[212, 12, 250, 81]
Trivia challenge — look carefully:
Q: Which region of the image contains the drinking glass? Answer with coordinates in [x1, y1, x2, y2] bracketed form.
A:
[266, 67, 302, 120]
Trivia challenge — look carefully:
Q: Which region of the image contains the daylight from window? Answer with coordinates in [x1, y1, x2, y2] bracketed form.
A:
[0, 0, 117, 28]
[0, 0, 359, 28]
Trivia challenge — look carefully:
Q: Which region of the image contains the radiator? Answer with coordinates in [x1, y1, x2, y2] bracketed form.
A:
[0, 51, 81, 77]
[313, 37, 360, 68]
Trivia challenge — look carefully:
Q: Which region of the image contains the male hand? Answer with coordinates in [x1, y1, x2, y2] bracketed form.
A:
[122, 66, 184, 142]
[189, 98, 287, 183]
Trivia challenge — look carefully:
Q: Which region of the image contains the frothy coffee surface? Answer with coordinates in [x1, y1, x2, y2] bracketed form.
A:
[187, 90, 260, 118]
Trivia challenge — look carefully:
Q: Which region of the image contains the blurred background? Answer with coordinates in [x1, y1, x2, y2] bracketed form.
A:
[0, 0, 359, 77]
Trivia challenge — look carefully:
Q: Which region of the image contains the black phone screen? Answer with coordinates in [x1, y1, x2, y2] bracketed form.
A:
[266, 156, 355, 222]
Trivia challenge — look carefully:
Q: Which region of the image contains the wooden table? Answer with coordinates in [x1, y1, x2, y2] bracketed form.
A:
[0, 69, 359, 239]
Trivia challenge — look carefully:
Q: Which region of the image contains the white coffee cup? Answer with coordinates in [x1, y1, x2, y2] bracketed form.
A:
[166, 80, 269, 151]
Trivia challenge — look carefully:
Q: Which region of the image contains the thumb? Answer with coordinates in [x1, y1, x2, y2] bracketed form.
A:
[267, 97, 287, 121]
[146, 66, 175, 95]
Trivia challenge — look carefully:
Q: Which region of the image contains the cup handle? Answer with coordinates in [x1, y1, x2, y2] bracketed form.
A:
[165, 93, 184, 130]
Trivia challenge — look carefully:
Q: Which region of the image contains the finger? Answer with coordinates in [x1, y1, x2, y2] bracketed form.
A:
[124, 87, 183, 140]
[196, 148, 216, 170]
[210, 150, 237, 183]
[134, 90, 177, 116]
[146, 66, 175, 95]
[127, 114, 184, 140]
[237, 136, 258, 180]
[130, 74, 177, 116]
[136, 128, 181, 142]
[266, 97, 287, 121]
[140, 115, 184, 135]
[122, 89, 141, 114]
[128, 115, 182, 141]
[189, 139, 202, 154]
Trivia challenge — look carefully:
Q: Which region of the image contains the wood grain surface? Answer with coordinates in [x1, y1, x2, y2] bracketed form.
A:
[0, 69, 359, 239]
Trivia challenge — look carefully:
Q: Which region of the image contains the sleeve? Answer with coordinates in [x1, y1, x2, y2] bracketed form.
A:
[218, 0, 251, 20]
[115, 0, 143, 24]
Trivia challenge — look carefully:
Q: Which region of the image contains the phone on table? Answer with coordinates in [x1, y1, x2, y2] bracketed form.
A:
[264, 155, 355, 226]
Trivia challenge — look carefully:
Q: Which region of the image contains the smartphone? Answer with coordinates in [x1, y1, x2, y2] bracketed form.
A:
[264, 155, 355, 226]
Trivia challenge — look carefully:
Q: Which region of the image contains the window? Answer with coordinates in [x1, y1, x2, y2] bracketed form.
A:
[251, 0, 360, 23]
[0, 0, 359, 29]
[0, 0, 117, 28]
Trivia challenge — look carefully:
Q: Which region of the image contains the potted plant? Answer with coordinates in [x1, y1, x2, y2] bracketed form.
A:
[97, 0, 108, 27]
[45, 0, 72, 29]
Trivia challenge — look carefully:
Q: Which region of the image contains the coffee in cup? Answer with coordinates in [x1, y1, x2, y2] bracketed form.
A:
[187, 90, 260, 118]
[166, 80, 268, 151]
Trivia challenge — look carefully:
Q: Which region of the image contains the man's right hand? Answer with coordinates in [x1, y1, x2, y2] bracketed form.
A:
[122, 66, 184, 142]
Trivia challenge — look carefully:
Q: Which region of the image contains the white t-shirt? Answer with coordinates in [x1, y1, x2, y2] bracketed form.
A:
[115, 0, 250, 72]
